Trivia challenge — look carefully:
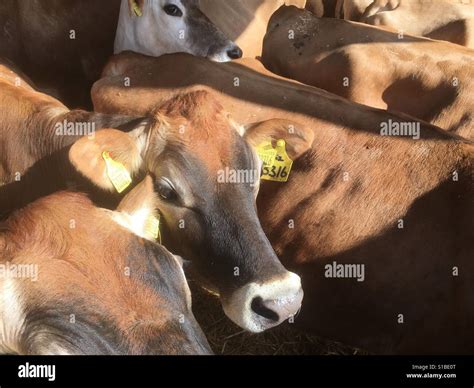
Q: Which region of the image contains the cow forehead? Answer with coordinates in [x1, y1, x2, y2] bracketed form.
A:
[180, 0, 199, 7]
[162, 124, 252, 176]
[153, 96, 250, 172]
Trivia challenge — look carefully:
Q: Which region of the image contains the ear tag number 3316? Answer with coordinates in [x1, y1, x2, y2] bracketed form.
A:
[256, 139, 293, 182]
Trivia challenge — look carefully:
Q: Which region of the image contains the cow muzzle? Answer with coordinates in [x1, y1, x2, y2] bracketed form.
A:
[207, 43, 243, 62]
[221, 272, 303, 332]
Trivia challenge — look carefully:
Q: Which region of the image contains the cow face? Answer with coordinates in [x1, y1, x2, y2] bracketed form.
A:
[115, 0, 242, 62]
[70, 91, 304, 333]
[0, 178, 212, 355]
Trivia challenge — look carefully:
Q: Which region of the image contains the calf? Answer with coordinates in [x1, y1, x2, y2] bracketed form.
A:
[115, 0, 241, 61]
[0, 177, 212, 355]
[92, 52, 474, 353]
[262, 6, 474, 140]
[0, 61, 146, 185]
[0, 0, 239, 107]
[0, 63, 303, 333]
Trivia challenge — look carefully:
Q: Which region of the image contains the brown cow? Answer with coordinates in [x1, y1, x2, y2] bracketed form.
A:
[92, 52, 474, 353]
[307, 1, 474, 48]
[0, 62, 303, 334]
[0, 60, 147, 185]
[357, 0, 474, 48]
[262, 6, 474, 140]
[0, 177, 212, 355]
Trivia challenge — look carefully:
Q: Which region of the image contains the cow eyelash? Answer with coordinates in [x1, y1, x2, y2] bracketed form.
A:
[156, 178, 179, 202]
[163, 4, 183, 17]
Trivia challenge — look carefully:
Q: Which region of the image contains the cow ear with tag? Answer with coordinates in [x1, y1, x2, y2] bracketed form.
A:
[69, 128, 144, 193]
[243, 119, 314, 161]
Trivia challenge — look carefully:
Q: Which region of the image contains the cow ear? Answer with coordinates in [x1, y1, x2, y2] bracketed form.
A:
[243, 119, 314, 161]
[110, 175, 160, 241]
[69, 128, 145, 192]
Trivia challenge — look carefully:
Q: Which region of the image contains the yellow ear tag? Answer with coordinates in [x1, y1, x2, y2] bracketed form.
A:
[132, 1, 143, 17]
[260, 139, 293, 182]
[102, 151, 132, 194]
[145, 215, 162, 243]
[256, 140, 277, 167]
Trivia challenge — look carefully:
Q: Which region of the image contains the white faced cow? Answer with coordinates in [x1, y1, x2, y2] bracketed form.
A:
[0, 0, 241, 107]
[115, 0, 242, 61]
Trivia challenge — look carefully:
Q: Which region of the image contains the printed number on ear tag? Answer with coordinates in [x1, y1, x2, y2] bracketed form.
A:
[257, 139, 293, 182]
[102, 151, 132, 194]
[145, 215, 162, 244]
[132, 0, 143, 16]
[256, 140, 277, 167]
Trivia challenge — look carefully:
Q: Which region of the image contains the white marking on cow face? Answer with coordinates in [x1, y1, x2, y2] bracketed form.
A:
[106, 207, 156, 241]
[114, 0, 242, 62]
[221, 272, 303, 333]
[0, 278, 26, 354]
[230, 118, 262, 195]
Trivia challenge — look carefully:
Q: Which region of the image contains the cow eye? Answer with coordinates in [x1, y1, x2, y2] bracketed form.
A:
[156, 178, 178, 201]
[163, 4, 183, 17]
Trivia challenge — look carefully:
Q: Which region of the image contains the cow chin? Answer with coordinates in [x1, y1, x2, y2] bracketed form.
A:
[221, 272, 304, 333]
[206, 52, 233, 63]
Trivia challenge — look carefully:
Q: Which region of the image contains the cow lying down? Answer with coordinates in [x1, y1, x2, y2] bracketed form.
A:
[262, 6, 474, 141]
[0, 61, 304, 335]
[0, 177, 212, 355]
[92, 52, 474, 354]
[338, 0, 474, 48]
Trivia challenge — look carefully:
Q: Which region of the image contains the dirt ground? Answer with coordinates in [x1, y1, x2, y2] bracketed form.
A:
[190, 282, 368, 355]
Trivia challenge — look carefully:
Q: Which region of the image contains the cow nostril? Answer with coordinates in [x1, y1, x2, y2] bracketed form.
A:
[250, 296, 280, 322]
[227, 46, 243, 60]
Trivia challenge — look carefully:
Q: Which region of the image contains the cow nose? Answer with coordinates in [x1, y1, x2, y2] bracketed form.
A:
[250, 287, 304, 323]
[227, 46, 243, 60]
[221, 271, 303, 332]
[251, 297, 280, 322]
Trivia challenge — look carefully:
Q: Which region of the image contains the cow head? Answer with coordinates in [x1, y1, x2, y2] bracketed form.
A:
[0, 178, 212, 355]
[115, 0, 242, 62]
[69, 91, 306, 332]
